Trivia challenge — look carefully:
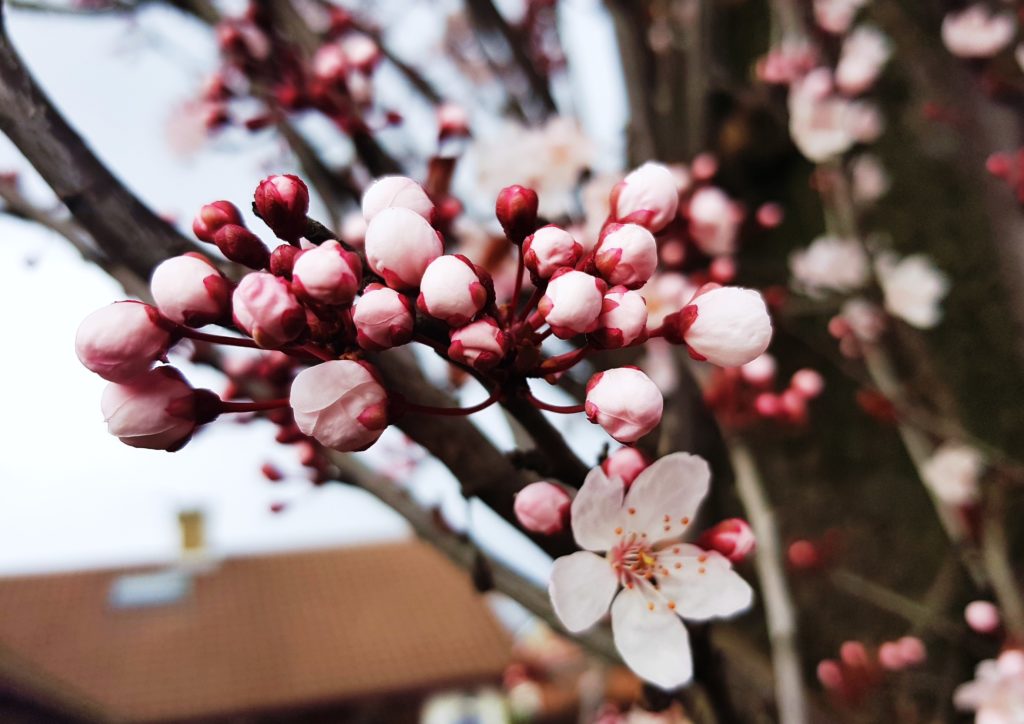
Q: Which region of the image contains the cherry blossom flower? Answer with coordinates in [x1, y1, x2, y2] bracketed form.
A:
[875, 252, 949, 329]
[813, 0, 868, 35]
[921, 442, 984, 507]
[788, 69, 857, 163]
[851, 154, 891, 205]
[954, 650, 1024, 722]
[548, 454, 754, 689]
[687, 187, 741, 257]
[836, 26, 892, 96]
[942, 5, 1017, 59]
[789, 235, 870, 296]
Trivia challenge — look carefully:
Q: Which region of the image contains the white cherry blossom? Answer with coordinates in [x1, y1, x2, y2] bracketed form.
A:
[548, 454, 753, 689]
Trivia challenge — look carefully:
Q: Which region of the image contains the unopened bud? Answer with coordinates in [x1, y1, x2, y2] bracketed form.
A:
[698, 518, 756, 562]
[101, 366, 206, 451]
[609, 162, 680, 232]
[151, 253, 231, 327]
[193, 200, 243, 242]
[254, 174, 310, 242]
[523, 225, 582, 280]
[290, 360, 389, 452]
[353, 283, 415, 351]
[585, 367, 663, 443]
[591, 286, 647, 349]
[495, 184, 539, 244]
[601, 447, 651, 488]
[291, 240, 362, 306]
[417, 254, 490, 326]
[538, 270, 606, 339]
[514, 481, 571, 535]
[593, 223, 658, 289]
[361, 176, 433, 222]
[76, 302, 171, 383]
[213, 224, 271, 270]
[232, 272, 306, 348]
[448, 317, 508, 371]
[364, 207, 444, 289]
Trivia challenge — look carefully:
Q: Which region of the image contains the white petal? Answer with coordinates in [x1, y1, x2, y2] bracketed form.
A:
[611, 586, 693, 690]
[622, 453, 710, 544]
[658, 546, 754, 621]
[549, 551, 619, 633]
[571, 466, 625, 552]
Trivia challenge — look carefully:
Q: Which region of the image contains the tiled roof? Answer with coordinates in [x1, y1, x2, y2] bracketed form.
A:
[0, 541, 511, 722]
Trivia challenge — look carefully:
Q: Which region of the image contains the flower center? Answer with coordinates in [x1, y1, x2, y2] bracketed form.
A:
[610, 535, 659, 588]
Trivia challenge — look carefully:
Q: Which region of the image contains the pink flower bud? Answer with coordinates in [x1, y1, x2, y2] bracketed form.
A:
[361, 176, 434, 222]
[609, 162, 680, 232]
[341, 34, 380, 72]
[756, 202, 784, 228]
[965, 600, 1001, 634]
[522, 225, 582, 279]
[437, 102, 470, 138]
[600, 446, 651, 488]
[254, 174, 310, 241]
[364, 207, 444, 289]
[212, 224, 271, 270]
[593, 223, 658, 289]
[877, 642, 903, 671]
[150, 253, 230, 327]
[290, 360, 389, 452]
[816, 660, 844, 691]
[417, 254, 489, 326]
[269, 244, 300, 278]
[495, 184, 539, 244]
[585, 367, 663, 443]
[591, 287, 647, 349]
[101, 366, 203, 451]
[755, 392, 782, 418]
[76, 302, 171, 382]
[688, 187, 740, 256]
[741, 354, 777, 386]
[193, 200, 243, 242]
[895, 637, 926, 666]
[232, 272, 306, 348]
[790, 368, 825, 398]
[312, 43, 348, 82]
[353, 283, 415, 351]
[697, 519, 756, 562]
[514, 481, 571, 535]
[538, 270, 606, 339]
[448, 317, 508, 371]
[670, 286, 773, 367]
[341, 211, 368, 249]
[291, 240, 362, 306]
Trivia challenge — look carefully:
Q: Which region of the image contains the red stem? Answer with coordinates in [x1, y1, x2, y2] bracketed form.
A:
[399, 389, 502, 417]
[534, 344, 591, 376]
[517, 284, 544, 323]
[179, 328, 259, 349]
[524, 391, 586, 414]
[218, 398, 290, 413]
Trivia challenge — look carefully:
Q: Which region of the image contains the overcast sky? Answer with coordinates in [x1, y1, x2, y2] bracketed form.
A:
[0, 0, 626, 579]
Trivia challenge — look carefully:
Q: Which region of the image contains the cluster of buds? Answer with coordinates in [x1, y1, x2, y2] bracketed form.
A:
[817, 638, 926, 707]
[76, 166, 772, 471]
[197, 4, 388, 145]
[703, 354, 825, 428]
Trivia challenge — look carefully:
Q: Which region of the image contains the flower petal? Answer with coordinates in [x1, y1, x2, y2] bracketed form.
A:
[658, 545, 754, 621]
[611, 585, 693, 690]
[622, 452, 710, 544]
[549, 551, 619, 633]
[571, 466, 625, 552]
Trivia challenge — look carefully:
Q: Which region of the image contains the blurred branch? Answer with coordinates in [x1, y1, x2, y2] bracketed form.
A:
[730, 439, 808, 724]
[0, 1, 199, 277]
[605, 0, 656, 164]
[981, 485, 1024, 641]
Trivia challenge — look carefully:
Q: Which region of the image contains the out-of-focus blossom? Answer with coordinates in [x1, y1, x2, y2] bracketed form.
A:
[942, 5, 1016, 59]
[741, 353, 777, 386]
[514, 481, 571, 535]
[954, 650, 1024, 722]
[581, 173, 621, 250]
[289, 360, 389, 452]
[548, 454, 753, 689]
[585, 367, 663, 442]
[757, 37, 819, 85]
[475, 117, 592, 218]
[836, 26, 892, 96]
[851, 154, 891, 205]
[687, 187, 741, 257]
[788, 69, 858, 163]
[921, 442, 984, 506]
[965, 601, 1002, 635]
[789, 235, 870, 296]
[836, 297, 886, 343]
[813, 0, 868, 35]
[642, 273, 698, 331]
[875, 252, 949, 329]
